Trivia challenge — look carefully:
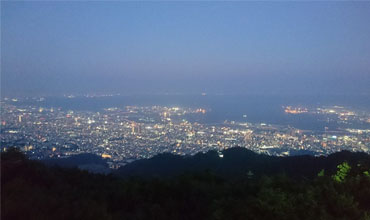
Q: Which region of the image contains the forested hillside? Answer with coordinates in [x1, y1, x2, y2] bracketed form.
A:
[2, 148, 370, 220]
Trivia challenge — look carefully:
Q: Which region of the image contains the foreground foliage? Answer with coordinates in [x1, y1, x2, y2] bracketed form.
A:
[2, 148, 370, 220]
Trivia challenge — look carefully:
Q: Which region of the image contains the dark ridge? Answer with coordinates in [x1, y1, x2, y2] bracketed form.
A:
[115, 147, 370, 179]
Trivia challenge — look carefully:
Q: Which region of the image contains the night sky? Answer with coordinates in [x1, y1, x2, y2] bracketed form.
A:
[2, 1, 370, 96]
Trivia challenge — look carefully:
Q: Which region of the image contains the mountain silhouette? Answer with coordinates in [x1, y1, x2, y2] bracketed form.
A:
[116, 147, 370, 179]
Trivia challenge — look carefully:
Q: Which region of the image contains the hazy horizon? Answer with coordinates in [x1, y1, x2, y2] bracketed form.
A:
[2, 1, 370, 97]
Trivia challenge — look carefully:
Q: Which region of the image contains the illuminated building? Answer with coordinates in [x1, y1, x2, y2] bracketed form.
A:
[284, 106, 308, 114]
[102, 153, 112, 158]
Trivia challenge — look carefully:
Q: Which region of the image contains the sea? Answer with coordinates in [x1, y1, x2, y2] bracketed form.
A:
[12, 94, 370, 132]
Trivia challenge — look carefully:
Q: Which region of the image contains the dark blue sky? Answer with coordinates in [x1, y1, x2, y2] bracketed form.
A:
[2, 1, 370, 96]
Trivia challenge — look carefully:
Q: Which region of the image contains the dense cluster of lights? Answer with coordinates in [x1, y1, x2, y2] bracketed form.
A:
[1, 100, 369, 169]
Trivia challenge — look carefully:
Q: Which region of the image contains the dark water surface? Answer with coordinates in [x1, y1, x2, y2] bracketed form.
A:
[14, 94, 370, 131]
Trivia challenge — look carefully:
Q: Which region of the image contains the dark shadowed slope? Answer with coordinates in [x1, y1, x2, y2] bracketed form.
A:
[42, 153, 110, 174]
[116, 147, 370, 179]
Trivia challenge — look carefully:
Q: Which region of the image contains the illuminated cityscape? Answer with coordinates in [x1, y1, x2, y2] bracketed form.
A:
[2, 2, 370, 219]
[1, 97, 369, 169]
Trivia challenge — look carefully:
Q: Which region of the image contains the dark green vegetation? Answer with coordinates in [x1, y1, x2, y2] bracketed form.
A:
[2, 148, 370, 220]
